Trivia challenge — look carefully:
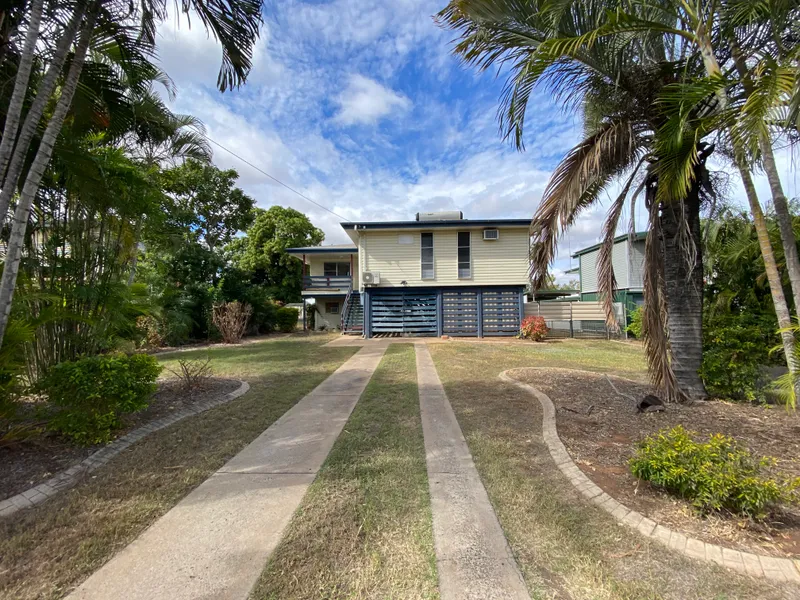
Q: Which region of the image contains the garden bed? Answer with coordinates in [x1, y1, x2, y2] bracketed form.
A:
[507, 367, 800, 559]
[0, 377, 240, 501]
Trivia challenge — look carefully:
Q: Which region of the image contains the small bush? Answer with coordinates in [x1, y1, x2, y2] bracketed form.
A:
[276, 306, 299, 333]
[167, 357, 212, 390]
[41, 353, 163, 445]
[630, 425, 800, 519]
[212, 301, 253, 343]
[519, 316, 548, 341]
[627, 306, 643, 338]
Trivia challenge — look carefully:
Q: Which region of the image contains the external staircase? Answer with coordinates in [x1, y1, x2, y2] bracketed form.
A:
[341, 287, 364, 336]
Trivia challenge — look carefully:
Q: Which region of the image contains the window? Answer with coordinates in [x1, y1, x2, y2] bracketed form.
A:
[323, 262, 351, 276]
[325, 302, 340, 314]
[458, 231, 471, 278]
[421, 232, 434, 279]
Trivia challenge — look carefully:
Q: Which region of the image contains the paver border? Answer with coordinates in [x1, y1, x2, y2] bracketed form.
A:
[498, 369, 800, 584]
[0, 379, 250, 519]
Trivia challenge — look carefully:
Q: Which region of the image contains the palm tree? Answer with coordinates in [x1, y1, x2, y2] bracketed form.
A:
[0, 0, 262, 348]
[437, 0, 712, 400]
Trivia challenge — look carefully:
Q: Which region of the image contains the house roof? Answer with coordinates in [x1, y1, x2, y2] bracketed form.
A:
[285, 244, 357, 256]
[571, 232, 647, 258]
[340, 218, 530, 231]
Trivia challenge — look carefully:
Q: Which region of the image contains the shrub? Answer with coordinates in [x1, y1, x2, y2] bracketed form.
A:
[167, 357, 212, 390]
[519, 316, 548, 341]
[627, 306, 643, 338]
[212, 301, 252, 343]
[41, 353, 163, 445]
[630, 425, 800, 519]
[276, 306, 299, 332]
[700, 313, 777, 401]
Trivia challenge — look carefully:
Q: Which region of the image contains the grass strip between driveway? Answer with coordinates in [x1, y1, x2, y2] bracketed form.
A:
[251, 343, 439, 600]
[428, 342, 791, 600]
[0, 335, 358, 600]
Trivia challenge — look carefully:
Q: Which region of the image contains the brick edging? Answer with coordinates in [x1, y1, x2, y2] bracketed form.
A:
[498, 370, 800, 584]
[0, 379, 250, 519]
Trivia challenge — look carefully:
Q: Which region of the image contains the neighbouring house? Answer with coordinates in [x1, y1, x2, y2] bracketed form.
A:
[286, 211, 531, 338]
[569, 232, 646, 315]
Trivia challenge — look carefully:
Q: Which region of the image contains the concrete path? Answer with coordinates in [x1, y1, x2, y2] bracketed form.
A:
[415, 344, 530, 600]
[67, 343, 389, 600]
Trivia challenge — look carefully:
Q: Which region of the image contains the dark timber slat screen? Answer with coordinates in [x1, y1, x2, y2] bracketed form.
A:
[370, 291, 438, 336]
[482, 290, 520, 336]
[442, 290, 478, 336]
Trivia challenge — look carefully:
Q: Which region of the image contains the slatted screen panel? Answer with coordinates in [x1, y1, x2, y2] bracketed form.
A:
[370, 291, 438, 336]
[442, 290, 478, 336]
[481, 290, 520, 336]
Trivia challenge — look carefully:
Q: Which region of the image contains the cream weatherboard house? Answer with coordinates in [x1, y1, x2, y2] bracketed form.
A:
[286, 212, 531, 338]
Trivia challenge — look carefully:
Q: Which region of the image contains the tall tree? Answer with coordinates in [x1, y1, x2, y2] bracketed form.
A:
[437, 0, 713, 399]
[236, 206, 324, 302]
[0, 0, 263, 348]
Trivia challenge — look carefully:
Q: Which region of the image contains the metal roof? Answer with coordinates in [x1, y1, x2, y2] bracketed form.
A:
[285, 244, 357, 255]
[340, 218, 531, 230]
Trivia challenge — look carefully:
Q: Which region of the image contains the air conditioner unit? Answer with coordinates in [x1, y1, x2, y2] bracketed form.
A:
[362, 271, 380, 285]
[483, 229, 499, 241]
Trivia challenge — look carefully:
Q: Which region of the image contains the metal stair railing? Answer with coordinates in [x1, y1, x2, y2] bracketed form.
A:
[340, 284, 353, 332]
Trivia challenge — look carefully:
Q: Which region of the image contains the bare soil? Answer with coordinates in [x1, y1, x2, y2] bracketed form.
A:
[508, 367, 800, 559]
[0, 377, 240, 501]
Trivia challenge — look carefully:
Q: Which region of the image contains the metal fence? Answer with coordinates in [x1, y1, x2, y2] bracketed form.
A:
[524, 301, 627, 339]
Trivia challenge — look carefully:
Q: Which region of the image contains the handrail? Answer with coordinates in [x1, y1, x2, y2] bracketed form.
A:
[303, 275, 352, 289]
[341, 284, 353, 331]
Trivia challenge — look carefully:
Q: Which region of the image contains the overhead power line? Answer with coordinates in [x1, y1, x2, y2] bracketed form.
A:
[205, 136, 350, 222]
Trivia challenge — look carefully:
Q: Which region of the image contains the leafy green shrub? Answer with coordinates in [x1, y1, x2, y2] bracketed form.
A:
[276, 307, 299, 332]
[700, 313, 777, 401]
[626, 306, 643, 338]
[630, 425, 799, 519]
[41, 353, 163, 445]
[519, 316, 548, 341]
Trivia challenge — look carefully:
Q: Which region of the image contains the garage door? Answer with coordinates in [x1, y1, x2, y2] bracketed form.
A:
[482, 290, 520, 336]
[442, 290, 478, 336]
[370, 291, 438, 336]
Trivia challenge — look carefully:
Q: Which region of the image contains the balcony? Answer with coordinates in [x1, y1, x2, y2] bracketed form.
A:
[303, 275, 352, 290]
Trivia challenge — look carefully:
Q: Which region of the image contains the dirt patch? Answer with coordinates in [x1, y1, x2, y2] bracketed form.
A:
[0, 377, 240, 501]
[508, 367, 800, 559]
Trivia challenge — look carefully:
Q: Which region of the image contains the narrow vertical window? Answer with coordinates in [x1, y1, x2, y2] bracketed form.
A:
[458, 231, 471, 278]
[421, 232, 434, 279]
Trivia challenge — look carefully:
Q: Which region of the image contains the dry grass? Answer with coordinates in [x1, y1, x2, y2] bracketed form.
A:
[251, 344, 438, 600]
[428, 341, 796, 600]
[0, 334, 358, 600]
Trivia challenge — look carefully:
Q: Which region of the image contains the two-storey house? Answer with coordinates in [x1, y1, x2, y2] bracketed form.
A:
[287, 211, 531, 338]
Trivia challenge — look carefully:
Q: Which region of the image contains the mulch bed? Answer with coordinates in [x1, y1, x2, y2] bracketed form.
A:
[508, 367, 800, 559]
[0, 377, 240, 502]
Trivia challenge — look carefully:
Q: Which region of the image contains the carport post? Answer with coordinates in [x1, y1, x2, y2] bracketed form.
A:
[364, 289, 372, 339]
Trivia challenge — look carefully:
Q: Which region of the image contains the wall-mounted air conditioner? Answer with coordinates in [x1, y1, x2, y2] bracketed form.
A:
[483, 229, 499, 241]
[362, 271, 380, 285]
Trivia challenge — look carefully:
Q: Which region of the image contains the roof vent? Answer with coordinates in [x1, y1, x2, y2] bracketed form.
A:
[415, 211, 463, 221]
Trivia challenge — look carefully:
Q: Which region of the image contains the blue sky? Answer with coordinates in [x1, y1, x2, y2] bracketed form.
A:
[155, 0, 798, 282]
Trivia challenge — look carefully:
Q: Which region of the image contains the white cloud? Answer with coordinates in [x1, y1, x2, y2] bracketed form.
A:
[333, 74, 411, 126]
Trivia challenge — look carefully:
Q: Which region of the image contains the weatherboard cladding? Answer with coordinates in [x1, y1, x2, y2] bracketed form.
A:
[359, 228, 529, 288]
[579, 239, 638, 294]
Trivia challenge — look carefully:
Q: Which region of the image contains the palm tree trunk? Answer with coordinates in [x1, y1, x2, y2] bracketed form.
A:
[0, 9, 95, 348]
[0, 2, 86, 221]
[738, 162, 798, 373]
[0, 0, 44, 181]
[760, 137, 800, 312]
[660, 190, 706, 400]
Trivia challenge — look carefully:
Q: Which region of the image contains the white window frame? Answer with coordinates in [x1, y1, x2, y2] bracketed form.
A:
[325, 301, 340, 314]
[421, 232, 434, 280]
[457, 231, 471, 279]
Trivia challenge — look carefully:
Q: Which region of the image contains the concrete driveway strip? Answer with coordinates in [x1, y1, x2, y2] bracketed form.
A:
[415, 343, 531, 600]
[67, 342, 389, 600]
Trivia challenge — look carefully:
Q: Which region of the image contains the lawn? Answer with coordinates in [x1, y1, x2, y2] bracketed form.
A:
[428, 339, 792, 600]
[251, 343, 438, 600]
[0, 334, 358, 600]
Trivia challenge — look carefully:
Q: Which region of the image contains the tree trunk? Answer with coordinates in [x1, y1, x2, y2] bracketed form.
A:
[0, 9, 95, 348]
[660, 187, 707, 400]
[0, 2, 86, 221]
[737, 161, 798, 373]
[760, 137, 800, 313]
[0, 0, 44, 182]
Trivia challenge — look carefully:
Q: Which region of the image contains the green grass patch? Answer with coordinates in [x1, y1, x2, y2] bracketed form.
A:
[252, 343, 439, 600]
[0, 334, 358, 600]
